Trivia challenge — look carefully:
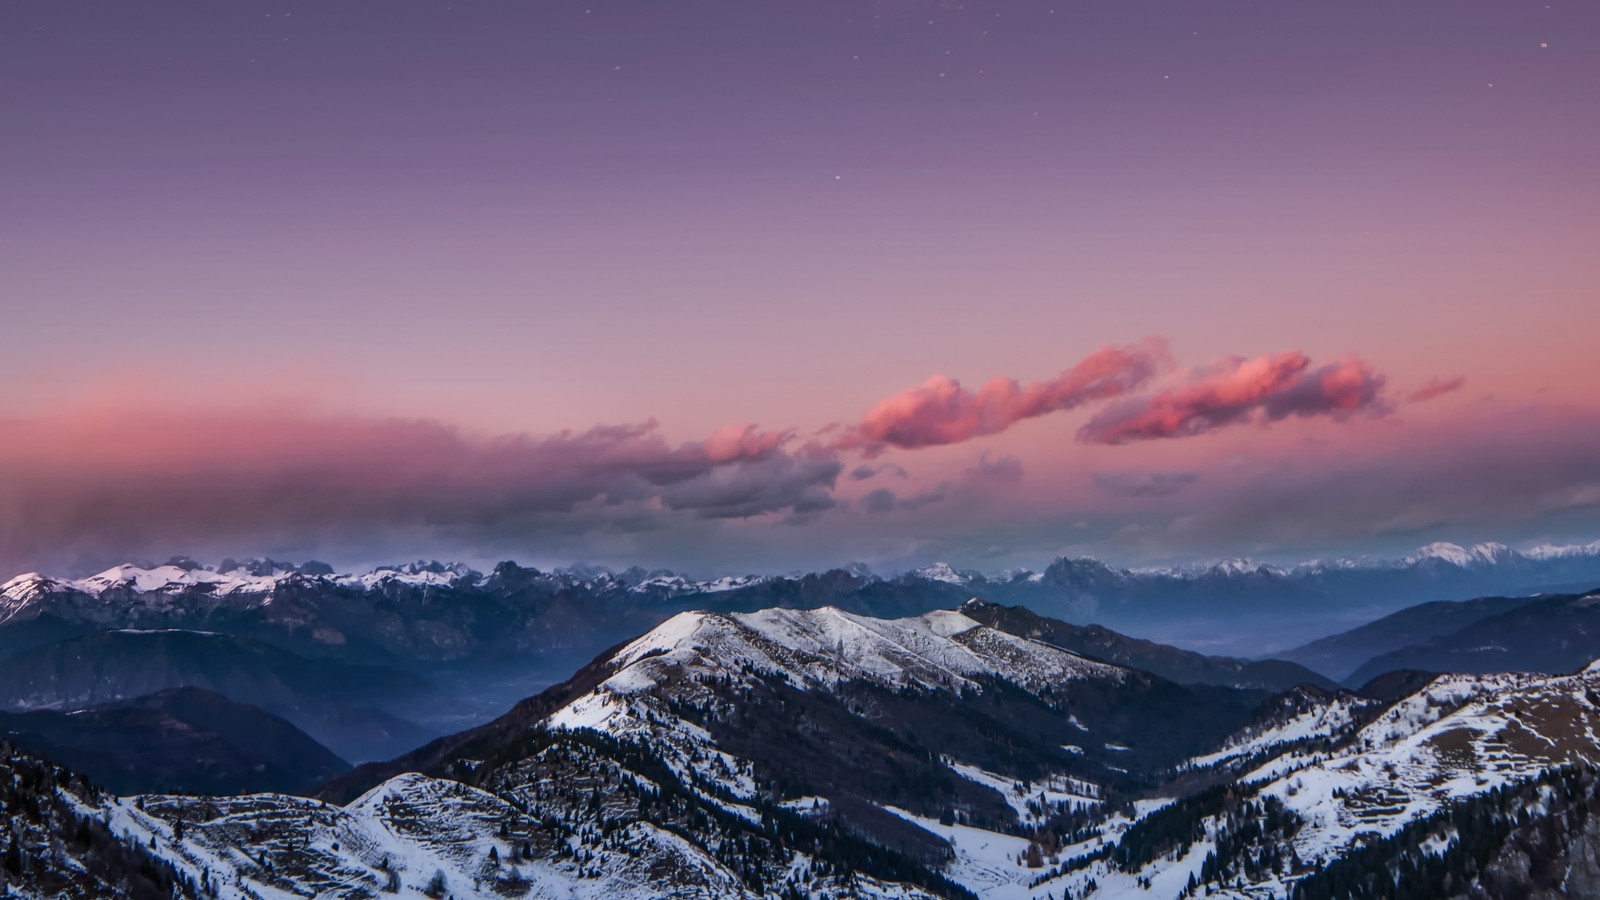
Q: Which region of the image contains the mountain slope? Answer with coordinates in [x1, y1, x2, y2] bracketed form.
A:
[1292, 764, 1600, 900]
[957, 598, 1336, 691]
[0, 740, 202, 899]
[329, 606, 1266, 803]
[10, 601, 1600, 897]
[987, 661, 1600, 899]
[309, 604, 1274, 898]
[0, 628, 437, 762]
[1279, 592, 1546, 681]
[1346, 590, 1600, 686]
[0, 687, 349, 794]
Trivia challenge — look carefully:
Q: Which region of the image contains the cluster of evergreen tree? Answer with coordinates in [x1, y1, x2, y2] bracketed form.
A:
[1111, 779, 1303, 891]
[1187, 794, 1301, 891]
[465, 727, 981, 898]
[0, 740, 201, 899]
[1111, 782, 1235, 871]
[1292, 765, 1600, 900]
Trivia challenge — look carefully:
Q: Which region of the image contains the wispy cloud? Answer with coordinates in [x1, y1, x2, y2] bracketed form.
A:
[1093, 470, 1199, 498]
[1406, 375, 1466, 404]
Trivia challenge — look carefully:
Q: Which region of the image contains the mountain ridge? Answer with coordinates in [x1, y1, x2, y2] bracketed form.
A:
[11, 600, 1600, 897]
[956, 598, 1336, 692]
[8, 535, 1600, 662]
[0, 628, 439, 763]
[1345, 589, 1600, 686]
[0, 686, 349, 795]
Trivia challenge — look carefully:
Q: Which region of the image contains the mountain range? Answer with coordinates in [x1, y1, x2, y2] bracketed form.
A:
[5, 541, 1600, 897]
[8, 596, 1600, 898]
[0, 687, 349, 795]
[5, 536, 1599, 670]
[0, 628, 440, 763]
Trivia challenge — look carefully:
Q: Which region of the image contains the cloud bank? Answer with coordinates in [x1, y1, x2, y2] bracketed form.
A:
[11, 339, 1554, 575]
[0, 404, 836, 574]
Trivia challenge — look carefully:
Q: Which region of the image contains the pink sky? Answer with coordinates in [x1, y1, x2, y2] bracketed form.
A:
[3, 1, 1598, 574]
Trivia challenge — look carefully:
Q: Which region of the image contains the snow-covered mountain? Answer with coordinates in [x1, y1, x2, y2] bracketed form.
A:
[9, 597, 1600, 898]
[5, 535, 1600, 701]
[303, 603, 1275, 899]
[903, 562, 978, 586]
[0, 602, 1259, 898]
[8, 534, 1596, 611]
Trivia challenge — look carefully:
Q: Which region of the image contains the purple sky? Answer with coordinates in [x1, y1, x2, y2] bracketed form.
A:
[4, 1, 1598, 575]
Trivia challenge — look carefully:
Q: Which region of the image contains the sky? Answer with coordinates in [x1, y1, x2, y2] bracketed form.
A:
[3, 1, 1598, 577]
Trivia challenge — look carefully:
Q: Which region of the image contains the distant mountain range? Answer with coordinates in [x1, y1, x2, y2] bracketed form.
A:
[957, 598, 1336, 692]
[0, 629, 437, 763]
[0, 687, 347, 795]
[1343, 588, 1600, 686]
[5, 537, 1599, 665]
[1278, 593, 1546, 680]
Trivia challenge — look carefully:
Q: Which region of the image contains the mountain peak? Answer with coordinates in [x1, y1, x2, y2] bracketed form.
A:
[1526, 539, 1600, 560]
[1406, 541, 1474, 566]
[1405, 541, 1515, 568]
[1202, 557, 1278, 577]
[907, 561, 971, 584]
[551, 605, 1124, 732]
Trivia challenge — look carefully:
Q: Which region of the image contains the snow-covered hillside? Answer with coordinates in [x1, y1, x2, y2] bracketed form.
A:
[11, 597, 1600, 899]
[304, 606, 1264, 899]
[584, 606, 1124, 695]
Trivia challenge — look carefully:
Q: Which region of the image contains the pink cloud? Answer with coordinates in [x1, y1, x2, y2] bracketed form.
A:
[0, 341, 1424, 573]
[1406, 376, 1467, 404]
[1077, 352, 1388, 445]
[833, 338, 1172, 455]
[0, 399, 833, 574]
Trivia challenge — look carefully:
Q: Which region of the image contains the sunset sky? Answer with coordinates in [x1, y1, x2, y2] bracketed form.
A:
[4, 1, 1598, 576]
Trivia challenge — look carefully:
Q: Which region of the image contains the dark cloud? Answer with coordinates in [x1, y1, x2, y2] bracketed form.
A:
[858, 454, 1020, 515]
[861, 488, 899, 514]
[849, 463, 909, 481]
[660, 452, 841, 519]
[1093, 470, 1198, 498]
[860, 484, 951, 514]
[899, 485, 951, 510]
[1407, 376, 1467, 404]
[964, 453, 1024, 484]
[0, 405, 836, 574]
